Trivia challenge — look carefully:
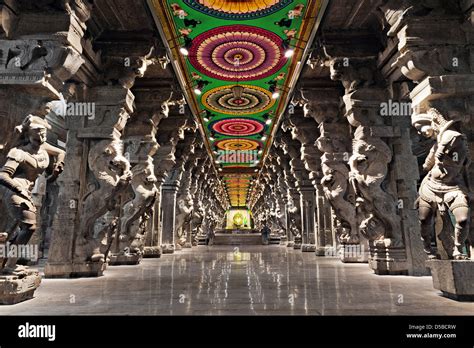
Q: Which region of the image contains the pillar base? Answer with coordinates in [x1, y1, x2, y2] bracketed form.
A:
[143, 246, 162, 258]
[315, 246, 328, 256]
[427, 259, 474, 301]
[44, 261, 106, 278]
[161, 244, 175, 254]
[0, 270, 41, 305]
[368, 247, 408, 275]
[293, 243, 302, 250]
[269, 236, 281, 245]
[183, 242, 192, 248]
[108, 253, 142, 266]
[301, 244, 316, 252]
[286, 241, 295, 248]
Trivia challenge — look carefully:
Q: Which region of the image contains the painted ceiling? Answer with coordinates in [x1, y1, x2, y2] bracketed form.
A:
[149, 0, 325, 208]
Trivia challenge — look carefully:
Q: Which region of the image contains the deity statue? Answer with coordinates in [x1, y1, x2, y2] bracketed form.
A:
[412, 108, 472, 260]
[0, 114, 65, 274]
[175, 193, 193, 246]
[117, 158, 158, 256]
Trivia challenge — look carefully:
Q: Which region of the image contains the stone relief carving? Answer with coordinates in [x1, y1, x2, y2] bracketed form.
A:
[0, 114, 64, 275]
[328, 57, 379, 93]
[77, 138, 132, 262]
[104, 47, 156, 89]
[412, 108, 472, 260]
[316, 130, 358, 244]
[348, 127, 402, 247]
[175, 193, 193, 247]
[328, 55, 404, 250]
[117, 158, 158, 257]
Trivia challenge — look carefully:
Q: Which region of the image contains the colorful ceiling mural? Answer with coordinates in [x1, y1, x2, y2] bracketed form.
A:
[149, 0, 326, 208]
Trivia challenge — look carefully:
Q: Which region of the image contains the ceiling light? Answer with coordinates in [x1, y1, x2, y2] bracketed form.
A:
[261, 136, 267, 141]
[215, 160, 220, 164]
[194, 88, 202, 95]
[203, 117, 209, 122]
[265, 119, 272, 125]
[254, 169, 258, 172]
[284, 49, 294, 58]
[180, 47, 189, 56]
[272, 92, 280, 99]
[258, 150, 263, 155]
[218, 168, 222, 172]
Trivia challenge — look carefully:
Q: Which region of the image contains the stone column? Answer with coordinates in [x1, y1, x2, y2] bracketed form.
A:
[382, 0, 474, 293]
[107, 88, 172, 265]
[160, 121, 197, 253]
[273, 142, 299, 246]
[143, 110, 186, 256]
[303, 88, 368, 262]
[45, 84, 135, 277]
[325, 53, 420, 275]
[279, 129, 313, 250]
[286, 108, 323, 252]
[172, 126, 197, 251]
[161, 181, 179, 254]
[0, 1, 91, 300]
[175, 139, 200, 250]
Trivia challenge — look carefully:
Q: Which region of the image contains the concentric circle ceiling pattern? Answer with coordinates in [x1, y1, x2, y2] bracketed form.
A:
[183, 0, 293, 20]
[202, 85, 275, 115]
[216, 139, 261, 151]
[160, 0, 322, 207]
[211, 118, 265, 136]
[189, 25, 285, 81]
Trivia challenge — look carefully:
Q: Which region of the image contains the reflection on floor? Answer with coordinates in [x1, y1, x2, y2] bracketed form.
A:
[0, 245, 473, 315]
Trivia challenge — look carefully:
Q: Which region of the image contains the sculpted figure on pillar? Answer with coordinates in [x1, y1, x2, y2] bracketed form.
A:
[111, 92, 174, 263]
[190, 200, 205, 246]
[348, 127, 402, 247]
[117, 157, 158, 258]
[175, 193, 194, 247]
[0, 114, 64, 274]
[316, 130, 358, 244]
[80, 137, 132, 262]
[302, 90, 359, 245]
[412, 108, 472, 260]
[329, 56, 403, 249]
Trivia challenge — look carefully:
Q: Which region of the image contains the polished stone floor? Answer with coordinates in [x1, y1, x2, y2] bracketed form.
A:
[0, 245, 473, 315]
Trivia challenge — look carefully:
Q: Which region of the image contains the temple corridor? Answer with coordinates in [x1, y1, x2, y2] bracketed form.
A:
[0, 0, 473, 319]
[0, 245, 472, 316]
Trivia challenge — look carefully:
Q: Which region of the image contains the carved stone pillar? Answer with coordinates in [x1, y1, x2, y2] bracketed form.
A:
[383, 0, 474, 294]
[45, 85, 134, 278]
[277, 132, 310, 249]
[303, 88, 368, 262]
[325, 54, 411, 274]
[175, 140, 199, 250]
[161, 181, 179, 254]
[286, 109, 323, 252]
[160, 120, 196, 254]
[143, 112, 182, 255]
[273, 140, 299, 246]
[0, 2, 91, 296]
[107, 89, 171, 265]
